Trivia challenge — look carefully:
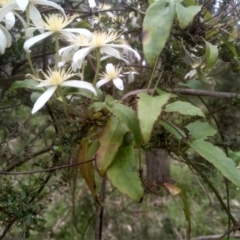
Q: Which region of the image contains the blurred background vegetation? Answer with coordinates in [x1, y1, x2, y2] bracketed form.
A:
[1, 0, 240, 239]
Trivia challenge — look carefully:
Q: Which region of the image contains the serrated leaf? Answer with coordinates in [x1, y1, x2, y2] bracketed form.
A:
[176, 3, 201, 29]
[137, 92, 172, 143]
[160, 119, 186, 140]
[190, 140, 240, 188]
[106, 96, 142, 146]
[10, 79, 38, 90]
[205, 40, 218, 69]
[107, 145, 144, 202]
[165, 100, 205, 117]
[142, 0, 175, 66]
[185, 121, 217, 139]
[78, 138, 97, 198]
[96, 117, 128, 176]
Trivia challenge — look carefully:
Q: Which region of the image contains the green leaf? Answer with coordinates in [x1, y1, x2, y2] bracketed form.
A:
[107, 145, 144, 202]
[176, 3, 201, 29]
[160, 119, 186, 140]
[106, 96, 142, 146]
[205, 40, 218, 69]
[78, 138, 97, 198]
[180, 189, 191, 239]
[165, 100, 205, 117]
[223, 41, 240, 66]
[88, 102, 107, 112]
[190, 140, 240, 188]
[96, 117, 128, 176]
[185, 121, 217, 139]
[137, 92, 172, 143]
[142, 0, 175, 66]
[10, 79, 38, 90]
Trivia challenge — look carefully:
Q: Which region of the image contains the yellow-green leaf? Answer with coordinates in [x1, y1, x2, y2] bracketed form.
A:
[205, 40, 218, 69]
[137, 92, 172, 143]
[142, 0, 175, 66]
[165, 101, 205, 117]
[176, 3, 201, 29]
[96, 117, 128, 176]
[107, 145, 144, 202]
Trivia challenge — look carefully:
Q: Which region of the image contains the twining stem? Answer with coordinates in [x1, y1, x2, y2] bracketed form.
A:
[25, 6, 36, 75]
[58, 86, 70, 119]
[181, 152, 237, 225]
[147, 55, 160, 94]
[92, 49, 101, 86]
[55, 33, 60, 70]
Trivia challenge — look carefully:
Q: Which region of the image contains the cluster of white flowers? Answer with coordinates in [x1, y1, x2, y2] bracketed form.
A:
[0, 0, 140, 114]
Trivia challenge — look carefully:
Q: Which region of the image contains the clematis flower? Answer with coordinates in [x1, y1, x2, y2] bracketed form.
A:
[88, 0, 96, 8]
[0, 0, 65, 29]
[96, 63, 125, 90]
[64, 32, 140, 69]
[0, 23, 11, 54]
[24, 14, 91, 52]
[29, 68, 97, 114]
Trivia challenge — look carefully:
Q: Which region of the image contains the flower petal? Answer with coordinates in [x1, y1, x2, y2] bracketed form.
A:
[29, 4, 43, 28]
[88, 0, 96, 8]
[0, 24, 11, 49]
[24, 31, 53, 52]
[61, 80, 97, 95]
[96, 79, 109, 88]
[101, 46, 121, 59]
[113, 78, 124, 90]
[62, 28, 92, 39]
[108, 44, 141, 61]
[73, 46, 94, 63]
[16, 0, 29, 11]
[33, 0, 66, 16]
[36, 82, 53, 88]
[0, 3, 16, 22]
[31, 86, 57, 114]
[5, 12, 15, 29]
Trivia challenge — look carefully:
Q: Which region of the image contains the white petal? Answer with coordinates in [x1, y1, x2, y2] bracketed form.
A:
[13, 11, 27, 29]
[32, 0, 66, 16]
[0, 29, 7, 54]
[96, 79, 109, 88]
[16, 0, 29, 11]
[62, 28, 92, 39]
[0, 3, 16, 22]
[61, 80, 97, 95]
[108, 44, 141, 61]
[105, 63, 115, 72]
[24, 31, 52, 51]
[31, 86, 57, 114]
[5, 12, 15, 30]
[29, 4, 43, 27]
[88, 0, 96, 8]
[113, 78, 124, 90]
[73, 46, 94, 63]
[36, 82, 53, 88]
[101, 47, 121, 59]
[0, 25, 11, 48]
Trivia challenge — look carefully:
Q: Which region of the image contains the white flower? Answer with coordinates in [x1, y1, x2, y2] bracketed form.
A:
[0, 0, 65, 29]
[88, 0, 96, 8]
[67, 32, 140, 69]
[184, 69, 197, 79]
[96, 63, 125, 90]
[29, 68, 97, 114]
[24, 14, 91, 52]
[0, 23, 11, 54]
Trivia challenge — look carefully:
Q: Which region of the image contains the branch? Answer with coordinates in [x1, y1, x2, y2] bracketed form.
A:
[121, 88, 240, 101]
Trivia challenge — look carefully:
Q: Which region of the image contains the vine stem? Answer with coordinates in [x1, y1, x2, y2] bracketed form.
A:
[92, 49, 101, 86]
[25, 6, 36, 75]
[147, 55, 160, 94]
[55, 33, 60, 70]
[181, 152, 237, 225]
